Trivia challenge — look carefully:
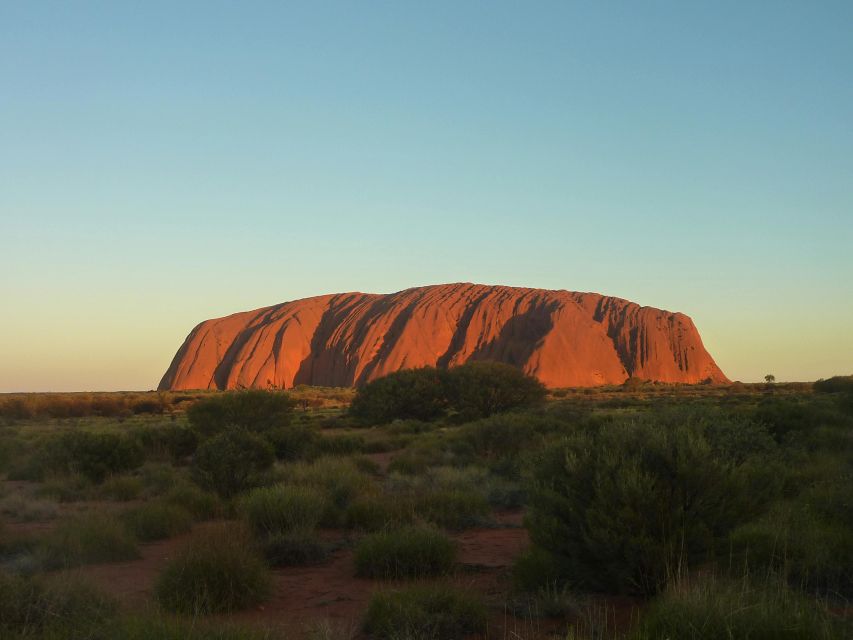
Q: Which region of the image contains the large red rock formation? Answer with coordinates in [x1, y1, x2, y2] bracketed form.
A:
[158, 283, 728, 390]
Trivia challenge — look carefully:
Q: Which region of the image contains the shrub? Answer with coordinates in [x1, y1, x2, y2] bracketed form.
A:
[121, 501, 194, 541]
[0, 573, 116, 638]
[100, 474, 144, 501]
[241, 484, 327, 536]
[35, 473, 93, 502]
[525, 416, 769, 594]
[45, 431, 145, 483]
[0, 495, 59, 522]
[344, 494, 413, 531]
[444, 361, 546, 419]
[163, 482, 221, 520]
[38, 513, 139, 568]
[264, 424, 319, 460]
[631, 577, 846, 640]
[354, 525, 456, 578]
[729, 498, 853, 596]
[261, 531, 329, 567]
[412, 489, 491, 529]
[192, 430, 275, 498]
[350, 367, 449, 425]
[131, 424, 198, 461]
[813, 375, 853, 394]
[106, 615, 280, 639]
[187, 390, 296, 437]
[363, 585, 487, 639]
[277, 457, 374, 524]
[155, 524, 271, 614]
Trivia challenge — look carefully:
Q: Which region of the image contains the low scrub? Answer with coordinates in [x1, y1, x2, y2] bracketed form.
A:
[261, 531, 329, 567]
[38, 513, 139, 569]
[354, 525, 456, 579]
[241, 484, 327, 535]
[525, 412, 776, 594]
[631, 577, 846, 640]
[99, 474, 144, 501]
[121, 501, 194, 541]
[344, 494, 414, 531]
[163, 482, 221, 520]
[192, 430, 275, 498]
[187, 390, 296, 437]
[276, 457, 374, 525]
[363, 585, 487, 640]
[155, 524, 271, 614]
[0, 573, 116, 639]
[45, 431, 145, 483]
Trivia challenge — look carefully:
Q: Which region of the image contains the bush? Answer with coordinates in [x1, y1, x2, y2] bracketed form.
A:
[354, 525, 456, 578]
[121, 501, 194, 541]
[187, 390, 296, 437]
[35, 473, 93, 502]
[155, 524, 271, 614]
[0, 573, 116, 639]
[192, 430, 275, 498]
[444, 361, 546, 419]
[350, 367, 448, 425]
[525, 415, 771, 594]
[100, 474, 144, 501]
[264, 424, 319, 460]
[46, 431, 145, 483]
[241, 484, 327, 536]
[38, 513, 139, 568]
[631, 577, 846, 640]
[345, 494, 413, 531]
[131, 424, 198, 461]
[277, 457, 374, 524]
[363, 585, 487, 639]
[105, 615, 279, 640]
[813, 375, 853, 394]
[261, 531, 329, 567]
[163, 482, 221, 520]
[412, 489, 491, 529]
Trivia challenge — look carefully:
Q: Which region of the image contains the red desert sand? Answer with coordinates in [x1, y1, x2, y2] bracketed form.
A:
[159, 283, 728, 390]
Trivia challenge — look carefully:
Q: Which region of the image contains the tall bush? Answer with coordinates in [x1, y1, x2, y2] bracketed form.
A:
[187, 390, 296, 437]
[192, 430, 274, 498]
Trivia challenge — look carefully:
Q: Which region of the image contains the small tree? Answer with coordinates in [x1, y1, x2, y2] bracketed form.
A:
[764, 374, 776, 384]
[444, 361, 546, 420]
[350, 368, 448, 425]
[187, 390, 295, 437]
[192, 430, 274, 498]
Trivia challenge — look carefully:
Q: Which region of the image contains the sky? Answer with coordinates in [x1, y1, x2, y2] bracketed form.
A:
[1, 1, 851, 392]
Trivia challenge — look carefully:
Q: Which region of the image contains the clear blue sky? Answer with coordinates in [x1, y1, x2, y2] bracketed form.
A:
[1, 1, 851, 391]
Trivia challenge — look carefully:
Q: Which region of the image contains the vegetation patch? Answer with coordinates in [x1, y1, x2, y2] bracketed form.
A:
[363, 585, 487, 639]
[120, 501, 194, 541]
[354, 525, 456, 579]
[155, 523, 271, 614]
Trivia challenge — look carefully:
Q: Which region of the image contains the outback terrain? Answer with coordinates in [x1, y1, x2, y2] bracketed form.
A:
[1, 368, 851, 639]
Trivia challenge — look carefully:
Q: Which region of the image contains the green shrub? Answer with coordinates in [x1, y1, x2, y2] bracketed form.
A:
[35, 473, 94, 502]
[100, 474, 144, 501]
[344, 494, 413, 531]
[155, 524, 271, 614]
[136, 462, 182, 496]
[631, 577, 846, 640]
[354, 525, 456, 578]
[131, 424, 198, 461]
[241, 484, 327, 536]
[187, 390, 296, 437]
[350, 367, 449, 425]
[192, 430, 275, 498]
[0, 495, 59, 522]
[413, 489, 491, 529]
[163, 482, 221, 520]
[264, 424, 320, 460]
[317, 434, 366, 455]
[38, 513, 139, 568]
[0, 572, 116, 639]
[525, 415, 771, 594]
[277, 457, 374, 524]
[363, 585, 487, 639]
[45, 431, 145, 483]
[813, 375, 853, 394]
[104, 615, 279, 639]
[730, 501, 853, 596]
[121, 501, 194, 541]
[261, 531, 329, 567]
[444, 361, 547, 419]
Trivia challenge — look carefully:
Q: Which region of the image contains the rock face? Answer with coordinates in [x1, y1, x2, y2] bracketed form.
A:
[159, 283, 728, 390]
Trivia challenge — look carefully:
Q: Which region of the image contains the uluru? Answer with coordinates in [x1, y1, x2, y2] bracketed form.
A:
[159, 283, 728, 390]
